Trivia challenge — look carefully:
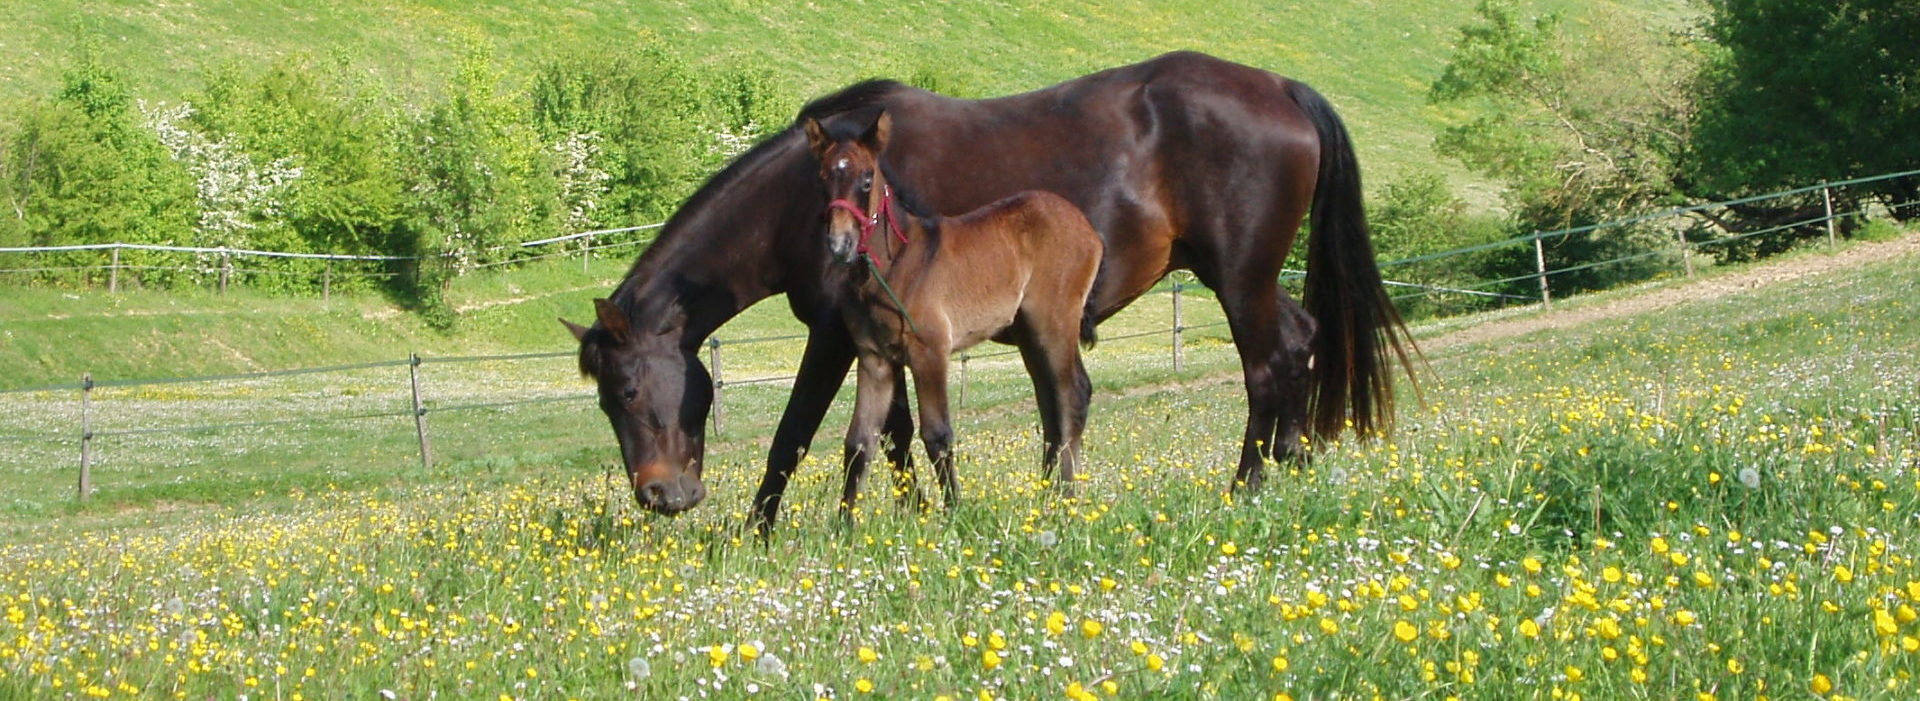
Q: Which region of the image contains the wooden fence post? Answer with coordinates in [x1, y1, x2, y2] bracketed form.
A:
[709, 338, 724, 436]
[322, 261, 332, 301]
[219, 250, 232, 294]
[1533, 233, 1551, 309]
[1171, 276, 1185, 373]
[409, 353, 433, 470]
[1676, 226, 1694, 277]
[1822, 181, 1837, 246]
[77, 374, 94, 502]
[108, 248, 120, 293]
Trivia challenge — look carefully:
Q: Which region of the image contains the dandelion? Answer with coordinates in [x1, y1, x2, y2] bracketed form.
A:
[1737, 467, 1762, 489]
[626, 657, 651, 680]
[755, 653, 787, 678]
[1037, 530, 1060, 548]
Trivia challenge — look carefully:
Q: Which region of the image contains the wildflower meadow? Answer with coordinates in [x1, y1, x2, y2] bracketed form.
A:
[3, 240, 1918, 700]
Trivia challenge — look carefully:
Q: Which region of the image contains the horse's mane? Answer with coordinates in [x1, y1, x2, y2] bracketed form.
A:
[796, 79, 906, 124]
[608, 80, 912, 303]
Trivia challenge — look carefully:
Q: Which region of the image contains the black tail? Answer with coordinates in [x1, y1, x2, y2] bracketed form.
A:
[1079, 310, 1099, 350]
[1287, 81, 1418, 439]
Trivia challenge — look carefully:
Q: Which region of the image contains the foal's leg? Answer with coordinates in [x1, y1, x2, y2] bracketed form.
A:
[906, 347, 959, 507]
[882, 380, 929, 511]
[840, 355, 898, 521]
[1015, 332, 1068, 492]
[1035, 323, 1092, 495]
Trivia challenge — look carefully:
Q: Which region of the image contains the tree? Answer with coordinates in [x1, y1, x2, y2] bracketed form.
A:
[0, 49, 194, 252]
[1429, 0, 1699, 292]
[1690, 0, 1920, 218]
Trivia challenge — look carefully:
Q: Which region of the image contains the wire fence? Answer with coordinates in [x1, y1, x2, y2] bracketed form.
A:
[0, 223, 663, 296]
[0, 277, 1229, 502]
[3, 169, 1915, 501]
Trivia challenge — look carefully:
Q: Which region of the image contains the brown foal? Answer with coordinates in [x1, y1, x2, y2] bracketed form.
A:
[805, 111, 1103, 514]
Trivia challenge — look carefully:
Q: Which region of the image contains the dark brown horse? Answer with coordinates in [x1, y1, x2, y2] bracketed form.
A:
[805, 111, 1104, 512]
[565, 52, 1414, 527]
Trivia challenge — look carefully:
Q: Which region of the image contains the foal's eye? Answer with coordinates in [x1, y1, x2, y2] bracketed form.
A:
[859, 174, 872, 193]
[621, 388, 638, 405]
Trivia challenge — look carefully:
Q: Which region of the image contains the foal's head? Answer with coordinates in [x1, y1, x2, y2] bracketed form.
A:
[804, 111, 894, 265]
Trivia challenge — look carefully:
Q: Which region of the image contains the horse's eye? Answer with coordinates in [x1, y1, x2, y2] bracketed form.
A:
[621, 388, 638, 405]
[859, 175, 872, 193]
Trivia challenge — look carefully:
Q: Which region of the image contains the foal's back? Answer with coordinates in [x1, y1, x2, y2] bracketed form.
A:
[899, 191, 1103, 350]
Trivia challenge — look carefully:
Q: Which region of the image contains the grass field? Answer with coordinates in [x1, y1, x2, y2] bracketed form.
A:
[2, 233, 1916, 699]
[0, 0, 1686, 191]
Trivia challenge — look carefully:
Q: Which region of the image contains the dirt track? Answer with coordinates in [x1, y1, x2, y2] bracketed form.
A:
[1420, 233, 1920, 353]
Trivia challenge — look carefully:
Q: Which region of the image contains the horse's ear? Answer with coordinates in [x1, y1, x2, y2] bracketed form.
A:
[803, 118, 828, 155]
[560, 317, 589, 343]
[864, 110, 892, 153]
[592, 298, 632, 344]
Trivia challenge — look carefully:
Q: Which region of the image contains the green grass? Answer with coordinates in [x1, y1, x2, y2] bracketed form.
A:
[2, 0, 1686, 190]
[3, 235, 1916, 699]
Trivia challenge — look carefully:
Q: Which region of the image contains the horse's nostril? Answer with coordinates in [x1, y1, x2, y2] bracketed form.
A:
[641, 482, 668, 505]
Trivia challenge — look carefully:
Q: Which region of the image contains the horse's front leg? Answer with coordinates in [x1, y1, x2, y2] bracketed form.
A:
[840, 354, 898, 522]
[751, 325, 856, 537]
[907, 347, 958, 508]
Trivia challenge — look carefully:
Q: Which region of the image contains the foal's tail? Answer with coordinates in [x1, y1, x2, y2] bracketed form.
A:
[1079, 311, 1099, 350]
[1287, 80, 1418, 440]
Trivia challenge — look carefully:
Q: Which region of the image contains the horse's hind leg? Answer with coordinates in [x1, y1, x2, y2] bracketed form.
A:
[1214, 275, 1288, 492]
[882, 380, 928, 511]
[906, 348, 959, 508]
[840, 355, 898, 522]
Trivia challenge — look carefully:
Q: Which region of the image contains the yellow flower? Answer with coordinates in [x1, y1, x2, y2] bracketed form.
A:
[1565, 664, 1585, 682]
[1221, 542, 1239, 556]
[738, 643, 760, 661]
[1394, 620, 1419, 643]
[1835, 565, 1855, 583]
[1130, 640, 1149, 656]
[1520, 619, 1541, 639]
[1065, 681, 1097, 701]
[1145, 653, 1165, 672]
[1726, 658, 1744, 675]
[982, 649, 1002, 670]
[858, 646, 879, 664]
[854, 678, 874, 694]
[1651, 537, 1669, 554]
[1081, 620, 1103, 639]
[1271, 655, 1289, 673]
[1319, 618, 1339, 635]
[1671, 610, 1697, 626]
[1522, 557, 1543, 575]
[1811, 673, 1833, 694]
[708, 645, 728, 668]
[1875, 609, 1899, 637]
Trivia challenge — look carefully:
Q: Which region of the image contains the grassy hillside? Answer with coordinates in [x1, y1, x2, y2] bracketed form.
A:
[3, 0, 1685, 188]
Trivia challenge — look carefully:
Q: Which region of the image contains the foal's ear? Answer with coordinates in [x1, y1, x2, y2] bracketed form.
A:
[592, 298, 633, 344]
[863, 110, 892, 153]
[560, 317, 589, 343]
[803, 118, 828, 155]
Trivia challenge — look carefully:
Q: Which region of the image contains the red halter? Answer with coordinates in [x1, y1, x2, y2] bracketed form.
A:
[827, 184, 908, 262]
